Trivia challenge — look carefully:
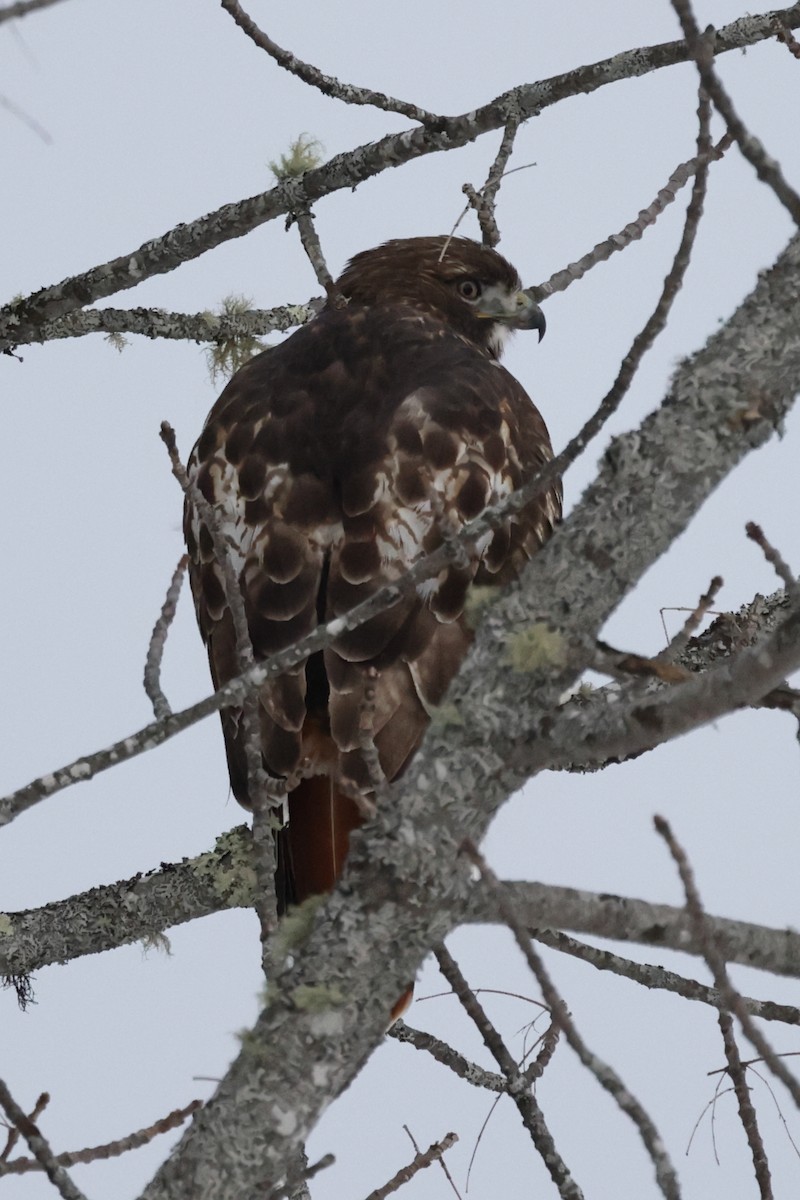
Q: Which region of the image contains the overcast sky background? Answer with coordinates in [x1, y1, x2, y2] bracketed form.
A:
[1, 2, 799, 1198]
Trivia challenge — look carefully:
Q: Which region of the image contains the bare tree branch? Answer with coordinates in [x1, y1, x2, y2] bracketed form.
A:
[746, 521, 798, 596]
[2, 2, 797, 352]
[655, 817, 800, 1112]
[435, 944, 583, 1200]
[462, 116, 521, 248]
[533, 132, 730, 303]
[0, 1079, 87, 1200]
[31, 301, 323, 346]
[530, 928, 800, 1026]
[0, 0, 68, 23]
[144, 555, 188, 720]
[463, 844, 681, 1200]
[0, 1100, 202, 1176]
[654, 819, 777, 1197]
[361, 1132, 458, 1200]
[219, 0, 443, 125]
[6, 833, 800, 991]
[671, 0, 800, 225]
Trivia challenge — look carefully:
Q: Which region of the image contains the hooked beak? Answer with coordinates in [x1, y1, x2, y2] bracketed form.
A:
[476, 288, 546, 341]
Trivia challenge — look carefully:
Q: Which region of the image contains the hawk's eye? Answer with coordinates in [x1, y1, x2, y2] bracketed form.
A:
[457, 279, 482, 302]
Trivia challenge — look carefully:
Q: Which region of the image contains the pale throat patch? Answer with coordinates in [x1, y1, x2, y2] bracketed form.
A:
[488, 322, 513, 358]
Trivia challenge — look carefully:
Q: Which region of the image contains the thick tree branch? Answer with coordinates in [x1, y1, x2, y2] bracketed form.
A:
[5, 840, 800, 987]
[29, 301, 323, 346]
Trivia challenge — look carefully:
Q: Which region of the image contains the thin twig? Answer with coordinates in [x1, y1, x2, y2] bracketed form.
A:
[463, 116, 521, 248]
[403, 1124, 462, 1200]
[435, 944, 584, 1200]
[0, 1100, 202, 1175]
[533, 133, 730, 302]
[0, 92, 52, 144]
[462, 841, 681, 1200]
[532, 927, 800, 1026]
[775, 19, 800, 56]
[144, 554, 188, 719]
[746, 522, 798, 596]
[671, 0, 800, 226]
[160, 422, 279, 960]
[0, 1079, 87, 1200]
[654, 816, 800, 1117]
[361, 1132, 458, 1200]
[220, 0, 442, 125]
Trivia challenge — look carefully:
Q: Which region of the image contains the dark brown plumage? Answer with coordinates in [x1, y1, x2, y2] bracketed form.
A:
[185, 235, 561, 930]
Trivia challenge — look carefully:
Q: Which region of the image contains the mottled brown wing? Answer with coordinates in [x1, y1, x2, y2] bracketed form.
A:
[185, 303, 560, 906]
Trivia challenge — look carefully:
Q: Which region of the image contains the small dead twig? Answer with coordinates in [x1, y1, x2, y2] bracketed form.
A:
[592, 640, 692, 685]
[0, 1079, 87, 1200]
[403, 1124, 462, 1199]
[461, 840, 681, 1200]
[434, 944, 584, 1200]
[746, 522, 798, 596]
[671, 1, 800, 226]
[775, 20, 800, 57]
[144, 554, 188, 719]
[0, 1099, 201, 1176]
[362, 1131, 458, 1200]
[463, 115, 521, 247]
[658, 575, 724, 661]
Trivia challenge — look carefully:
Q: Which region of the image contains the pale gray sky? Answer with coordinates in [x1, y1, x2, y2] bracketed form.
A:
[1, 3, 799, 1198]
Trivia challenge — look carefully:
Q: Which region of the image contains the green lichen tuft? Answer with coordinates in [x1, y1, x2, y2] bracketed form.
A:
[269, 134, 324, 181]
[292, 983, 345, 1012]
[427, 701, 464, 729]
[504, 623, 569, 672]
[463, 584, 500, 629]
[273, 894, 326, 959]
[205, 294, 265, 383]
[140, 931, 172, 956]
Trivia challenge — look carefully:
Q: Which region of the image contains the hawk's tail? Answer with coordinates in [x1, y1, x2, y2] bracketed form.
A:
[276, 774, 363, 909]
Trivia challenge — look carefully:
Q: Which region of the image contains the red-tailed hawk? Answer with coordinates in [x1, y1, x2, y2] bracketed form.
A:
[185, 236, 560, 917]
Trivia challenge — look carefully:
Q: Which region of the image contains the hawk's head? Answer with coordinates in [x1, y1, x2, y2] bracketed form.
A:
[334, 235, 545, 359]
